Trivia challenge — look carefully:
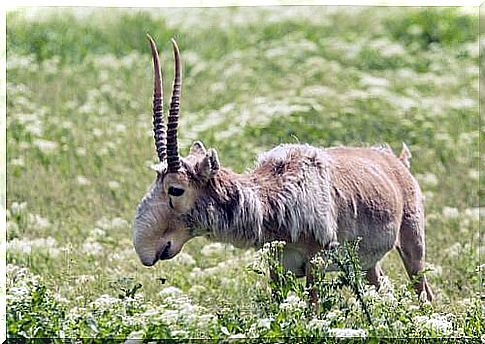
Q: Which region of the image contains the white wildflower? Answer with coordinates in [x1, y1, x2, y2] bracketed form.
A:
[407, 24, 422, 35]
[360, 75, 390, 88]
[15, 113, 43, 136]
[11, 202, 27, 215]
[201, 242, 231, 256]
[67, 306, 87, 319]
[76, 147, 87, 156]
[408, 304, 420, 311]
[95, 217, 112, 229]
[262, 240, 286, 252]
[141, 308, 160, 318]
[10, 158, 25, 167]
[346, 89, 370, 99]
[307, 318, 331, 331]
[423, 191, 434, 203]
[197, 313, 217, 329]
[91, 294, 120, 308]
[464, 208, 479, 222]
[257, 317, 273, 329]
[417, 172, 440, 188]
[7, 54, 36, 70]
[8, 236, 59, 257]
[310, 254, 325, 267]
[111, 217, 128, 229]
[28, 213, 50, 229]
[25, 121, 43, 136]
[413, 314, 453, 335]
[108, 180, 120, 189]
[426, 263, 442, 277]
[114, 123, 126, 133]
[328, 328, 366, 338]
[90, 227, 106, 239]
[189, 267, 203, 279]
[18, 142, 31, 150]
[188, 285, 206, 296]
[178, 301, 197, 318]
[53, 293, 69, 304]
[33, 139, 58, 153]
[61, 120, 73, 129]
[125, 330, 144, 343]
[468, 169, 479, 181]
[159, 286, 183, 297]
[301, 85, 336, 98]
[93, 128, 104, 137]
[377, 275, 394, 297]
[159, 309, 179, 325]
[444, 243, 462, 257]
[450, 97, 476, 110]
[10, 286, 30, 297]
[364, 285, 379, 300]
[325, 310, 341, 321]
[210, 82, 225, 93]
[6, 221, 18, 233]
[392, 320, 404, 331]
[82, 239, 103, 255]
[95, 217, 128, 230]
[279, 292, 306, 312]
[98, 146, 109, 155]
[173, 252, 196, 266]
[380, 42, 406, 57]
[228, 333, 246, 339]
[442, 207, 460, 219]
[171, 330, 188, 338]
[76, 175, 91, 186]
[75, 275, 96, 284]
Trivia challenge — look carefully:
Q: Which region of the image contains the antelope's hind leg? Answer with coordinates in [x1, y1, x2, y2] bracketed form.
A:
[366, 264, 384, 290]
[397, 215, 434, 301]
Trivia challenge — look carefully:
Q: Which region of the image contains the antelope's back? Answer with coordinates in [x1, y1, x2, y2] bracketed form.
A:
[256, 144, 421, 254]
[324, 146, 423, 250]
[324, 145, 420, 214]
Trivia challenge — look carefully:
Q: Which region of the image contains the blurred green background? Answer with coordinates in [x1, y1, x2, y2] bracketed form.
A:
[5, 5, 481, 338]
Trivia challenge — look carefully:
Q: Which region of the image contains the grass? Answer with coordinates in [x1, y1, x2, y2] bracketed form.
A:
[6, 6, 482, 340]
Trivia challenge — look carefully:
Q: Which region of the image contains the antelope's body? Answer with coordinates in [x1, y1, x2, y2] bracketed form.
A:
[133, 36, 433, 303]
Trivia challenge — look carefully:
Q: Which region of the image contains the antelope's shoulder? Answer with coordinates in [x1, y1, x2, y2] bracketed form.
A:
[256, 143, 327, 166]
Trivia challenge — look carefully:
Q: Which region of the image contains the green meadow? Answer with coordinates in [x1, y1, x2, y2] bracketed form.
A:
[6, 6, 482, 340]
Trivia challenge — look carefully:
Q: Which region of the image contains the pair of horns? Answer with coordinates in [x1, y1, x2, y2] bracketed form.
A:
[147, 34, 181, 173]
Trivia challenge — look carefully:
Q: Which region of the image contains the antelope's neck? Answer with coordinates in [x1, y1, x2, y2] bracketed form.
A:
[189, 168, 264, 246]
[205, 167, 297, 245]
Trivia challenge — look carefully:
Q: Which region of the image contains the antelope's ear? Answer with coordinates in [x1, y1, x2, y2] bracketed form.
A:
[196, 148, 220, 180]
[190, 141, 207, 156]
[148, 162, 166, 174]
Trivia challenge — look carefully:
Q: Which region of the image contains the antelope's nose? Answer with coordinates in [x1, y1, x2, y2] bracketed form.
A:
[158, 241, 172, 260]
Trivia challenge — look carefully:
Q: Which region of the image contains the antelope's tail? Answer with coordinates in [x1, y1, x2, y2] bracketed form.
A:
[399, 142, 412, 169]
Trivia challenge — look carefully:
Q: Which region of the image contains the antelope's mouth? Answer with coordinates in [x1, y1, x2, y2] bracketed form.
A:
[157, 241, 173, 261]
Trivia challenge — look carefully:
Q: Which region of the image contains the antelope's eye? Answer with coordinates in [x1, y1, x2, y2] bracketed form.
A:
[168, 186, 185, 197]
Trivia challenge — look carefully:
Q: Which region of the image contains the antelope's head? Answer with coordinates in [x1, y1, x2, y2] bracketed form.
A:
[133, 36, 221, 266]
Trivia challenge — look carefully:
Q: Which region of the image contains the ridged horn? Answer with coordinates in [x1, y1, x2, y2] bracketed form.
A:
[167, 38, 182, 173]
[146, 34, 166, 162]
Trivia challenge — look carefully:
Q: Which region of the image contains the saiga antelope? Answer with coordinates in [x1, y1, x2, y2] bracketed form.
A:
[133, 35, 434, 303]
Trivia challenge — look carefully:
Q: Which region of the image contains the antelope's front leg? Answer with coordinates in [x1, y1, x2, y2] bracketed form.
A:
[305, 262, 319, 313]
[269, 265, 284, 303]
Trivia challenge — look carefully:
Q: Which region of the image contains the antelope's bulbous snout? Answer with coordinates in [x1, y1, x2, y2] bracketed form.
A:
[132, 196, 166, 266]
[133, 195, 191, 267]
[133, 218, 161, 266]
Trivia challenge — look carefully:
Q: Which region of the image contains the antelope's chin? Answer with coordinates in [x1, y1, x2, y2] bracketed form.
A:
[139, 255, 158, 267]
